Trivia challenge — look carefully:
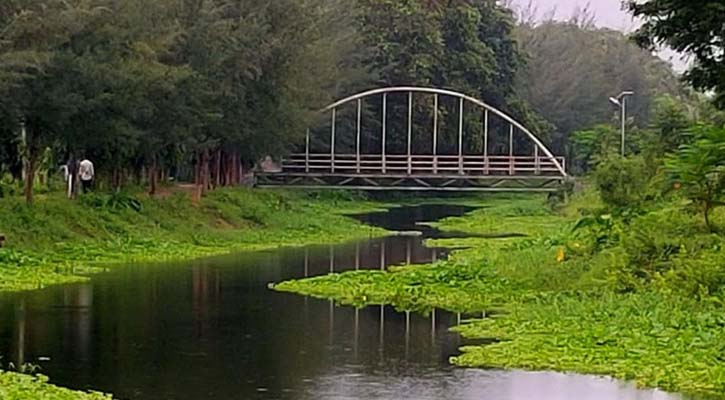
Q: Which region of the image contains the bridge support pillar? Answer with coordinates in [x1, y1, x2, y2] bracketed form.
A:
[509, 124, 515, 175]
[305, 129, 310, 173]
[458, 98, 464, 175]
[356, 99, 362, 173]
[407, 92, 413, 175]
[331, 109, 336, 174]
[382, 93, 387, 174]
[484, 109, 489, 175]
[433, 94, 438, 174]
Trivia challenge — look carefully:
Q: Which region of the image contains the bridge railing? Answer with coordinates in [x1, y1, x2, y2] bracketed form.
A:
[280, 154, 566, 176]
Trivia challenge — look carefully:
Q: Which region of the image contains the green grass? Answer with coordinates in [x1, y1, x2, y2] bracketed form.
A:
[273, 192, 725, 399]
[0, 371, 111, 400]
[0, 188, 388, 292]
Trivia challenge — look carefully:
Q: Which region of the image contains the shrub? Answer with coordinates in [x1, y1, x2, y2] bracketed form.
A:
[593, 156, 653, 210]
[665, 124, 725, 232]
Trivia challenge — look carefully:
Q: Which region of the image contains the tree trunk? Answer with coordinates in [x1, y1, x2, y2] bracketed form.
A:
[194, 152, 201, 187]
[112, 167, 121, 192]
[704, 202, 713, 233]
[201, 150, 210, 194]
[23, 152, 36, 205]
[148, 156, 158, 196]
[215, 148, 222, 188]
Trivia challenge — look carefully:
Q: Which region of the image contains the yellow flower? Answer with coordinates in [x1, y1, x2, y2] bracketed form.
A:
[556, 248, 566, 263]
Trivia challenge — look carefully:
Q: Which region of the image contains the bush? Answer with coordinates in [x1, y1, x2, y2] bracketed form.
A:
[0, 175, 19, 198]
[665, 249, 725, 299]
[593, 156, 654, 210]
[78, 192, 142, 212]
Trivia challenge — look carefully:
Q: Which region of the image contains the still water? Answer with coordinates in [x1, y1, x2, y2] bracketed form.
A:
[0, 205, 683, 400]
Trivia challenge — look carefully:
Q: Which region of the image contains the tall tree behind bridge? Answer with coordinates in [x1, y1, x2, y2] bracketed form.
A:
[514, 19, 687, 157]
[627, 0, 725, 108]
[336, 0, 543, 158]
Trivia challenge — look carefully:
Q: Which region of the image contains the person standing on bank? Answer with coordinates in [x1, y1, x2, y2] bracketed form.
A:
[78, 158, 95, 193]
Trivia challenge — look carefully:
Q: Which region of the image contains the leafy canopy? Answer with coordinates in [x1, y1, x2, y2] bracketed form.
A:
[628, 0, 725, 107]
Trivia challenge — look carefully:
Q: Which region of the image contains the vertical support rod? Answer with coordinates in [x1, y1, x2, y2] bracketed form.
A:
[405, 240, 411, 265]
[458, 98, 464, 175]
[329, 300, 334, 345]
[379, 305, 385, 350]
[354, 308, 360, 359]
[405, 310, 410, 359]
[535, 146, 541, 175]
[329, 246, 334, 273]
[621, 97, 627, 157]
[355, 242, 360, 270]
[380, 243, 386, 270]
[305, 128, 310, 173]
[433, 94, 439, 174]
[382, 93, 387, 174]
[431, 308, 436, 345]
[331, 108, 336, 173]
[356, 99, 362, 173]
[509, 124, 514, 175]
[483, 109, 489, 175]
[407, 92, 413, 175]
[304, 248, 309, 277]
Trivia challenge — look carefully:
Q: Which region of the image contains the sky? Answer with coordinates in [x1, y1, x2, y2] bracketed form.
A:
[510, 0, 688, 71]
[511, 0, 637, 31]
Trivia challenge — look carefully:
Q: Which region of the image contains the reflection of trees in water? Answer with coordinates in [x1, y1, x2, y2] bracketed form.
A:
[14, 299, 24, 367]
[62, 285, 93, 364]
[192, 264, 221, 339]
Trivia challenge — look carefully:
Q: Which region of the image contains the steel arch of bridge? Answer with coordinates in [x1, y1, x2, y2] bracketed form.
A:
[257, 86, 568, 192]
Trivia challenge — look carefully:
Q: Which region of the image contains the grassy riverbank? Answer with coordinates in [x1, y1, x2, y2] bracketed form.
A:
[0, 371, 110, 399]
[0, 187, 393, 399]
[0, 188, 388, 293]
[274, 192, 725, 399]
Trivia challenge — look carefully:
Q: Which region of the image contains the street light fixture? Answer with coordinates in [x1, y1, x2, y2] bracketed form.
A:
[609, 91, 634, 157]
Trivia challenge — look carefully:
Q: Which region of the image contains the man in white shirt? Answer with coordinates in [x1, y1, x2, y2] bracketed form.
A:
[78, 159, 95, 193]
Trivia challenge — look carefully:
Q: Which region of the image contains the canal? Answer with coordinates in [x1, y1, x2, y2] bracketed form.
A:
[0, 204, 682, 399]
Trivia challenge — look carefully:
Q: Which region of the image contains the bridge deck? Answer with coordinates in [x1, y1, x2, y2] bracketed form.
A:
[257, 154, 567, 192]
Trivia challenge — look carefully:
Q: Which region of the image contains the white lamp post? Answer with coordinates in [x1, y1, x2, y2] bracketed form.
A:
[609, 91, 634, 157]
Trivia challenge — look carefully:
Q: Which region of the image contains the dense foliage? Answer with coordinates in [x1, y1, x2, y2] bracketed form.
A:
[666, 125, 725, 231]
[515, 19, 686, 158]
[0, 0, 362, 201]
[628, 0, 725, 107]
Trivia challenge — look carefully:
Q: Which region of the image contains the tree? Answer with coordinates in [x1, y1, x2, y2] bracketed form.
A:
[571, 125, 620, 173]
[333, 0, 539, 156]
[634, 95, 693, 167]
[628, 1, 725, 108]
[666, 125, 725, 232]
[515, 20, 686, 157]
[0, 0, 363, 200]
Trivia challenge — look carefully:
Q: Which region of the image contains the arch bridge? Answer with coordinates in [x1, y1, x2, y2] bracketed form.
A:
[257, 87, 567, 192]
